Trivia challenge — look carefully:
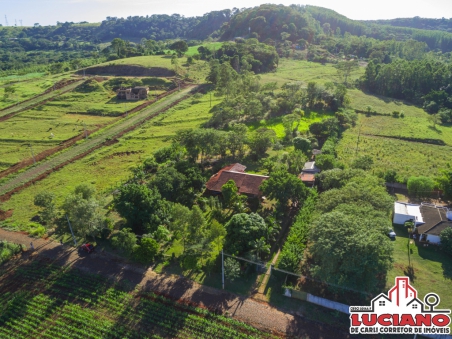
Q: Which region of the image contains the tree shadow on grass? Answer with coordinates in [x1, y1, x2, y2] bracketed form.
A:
[417, 245, 452, 280]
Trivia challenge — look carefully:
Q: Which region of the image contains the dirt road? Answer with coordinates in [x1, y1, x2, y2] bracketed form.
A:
[0, 228, 357, 339]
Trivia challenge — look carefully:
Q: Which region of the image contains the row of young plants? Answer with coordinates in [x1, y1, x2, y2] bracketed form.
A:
[0, 260, 277, 339]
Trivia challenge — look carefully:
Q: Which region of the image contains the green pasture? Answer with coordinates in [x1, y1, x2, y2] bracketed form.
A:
[185, 42, 223, 56]
[248, 111, 332, 138]
[353, 112, 452, 146]
[336, 132, 452, 182]
[1, 93, 218, 224]
[260, 58, 364, 87]
[0, 74, 71, 110]
[387, 223, 452, 314]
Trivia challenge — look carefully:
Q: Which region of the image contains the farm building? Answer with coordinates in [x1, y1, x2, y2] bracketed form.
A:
[205, 163, 269, 198]
[415, 204, 452, 244]
[393, 202, 424, 225]
[117, 86, 148, 100]
[299, 161, 320, 186]
[393, 202, 452, 244]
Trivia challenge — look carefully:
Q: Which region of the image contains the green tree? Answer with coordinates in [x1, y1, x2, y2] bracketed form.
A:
[34, 192, 57, 226]
[221, 180, 238, 208]
[315, 154, 336, 171]
[260, 169, 309, 208]
[308, 211, 393, 293]
[440, 228, 452, 256]
[169, 203, 191, 252]
[335, 60, 359, 85]
[224, 257, 241, 281]
[62, 185, 105, 239]
[248, 128, 276, 159]
[224, 213, 268, 254]
[407, 176, 435, 198]
[111, 228, 137, 255]
[293, 137, 311, 155]
[251, 237, 270, 259]
[208, 219, 226, 251]
[133, 237, 159, 263]
[351, 155, 374, 171]
[113, 184, 170, 234]
[437, 169, 452, 200]
[169, 40, 188, 57]
[111, 38, 126, 57]
[187, 205, 206, 247]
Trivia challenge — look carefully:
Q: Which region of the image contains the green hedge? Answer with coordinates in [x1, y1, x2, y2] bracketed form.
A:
[0, 240, 23, 265]
[277, 190, 318, 273]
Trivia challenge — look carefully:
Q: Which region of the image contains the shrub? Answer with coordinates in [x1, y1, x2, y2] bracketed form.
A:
[407, 176, 435, 198]
[440, 228, 452, 256]
[133, 237, 159, 264]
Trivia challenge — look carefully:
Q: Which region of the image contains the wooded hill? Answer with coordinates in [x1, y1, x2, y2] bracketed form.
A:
[1, 4, 452, 73]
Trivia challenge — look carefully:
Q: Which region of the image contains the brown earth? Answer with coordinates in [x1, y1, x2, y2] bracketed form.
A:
[81, 65, 175, 77]
[0, 228, 362, 339]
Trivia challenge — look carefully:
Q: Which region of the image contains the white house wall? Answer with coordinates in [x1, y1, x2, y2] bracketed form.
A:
[426, 234, 441, 244]
[393, 213, 414, 225]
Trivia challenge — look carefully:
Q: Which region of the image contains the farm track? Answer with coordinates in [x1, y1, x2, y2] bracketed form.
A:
[0, 86, 197, 200]
[0, 78, 85, 122]
[0, 85, 188, 180]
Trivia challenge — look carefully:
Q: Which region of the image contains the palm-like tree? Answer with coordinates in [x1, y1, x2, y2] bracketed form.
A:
[251, 237, 270, 260]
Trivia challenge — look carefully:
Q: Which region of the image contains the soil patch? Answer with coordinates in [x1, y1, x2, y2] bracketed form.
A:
[81, 65, 175, 77]
[0, 209, 13, 220]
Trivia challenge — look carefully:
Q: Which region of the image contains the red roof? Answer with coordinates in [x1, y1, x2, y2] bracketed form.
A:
[206, 163, 268, 196]
[299, 173, 315, 182]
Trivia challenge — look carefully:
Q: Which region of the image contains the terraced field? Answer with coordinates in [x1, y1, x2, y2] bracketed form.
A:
[0, 86, 195, 197]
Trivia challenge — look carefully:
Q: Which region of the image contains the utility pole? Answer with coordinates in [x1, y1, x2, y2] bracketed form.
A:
[5, 15, 8, 26]
[221, 249, 225, 290]
[83, 122, 88, 139]
[29, 144, 36, 164]
[65, 215, 77, 246]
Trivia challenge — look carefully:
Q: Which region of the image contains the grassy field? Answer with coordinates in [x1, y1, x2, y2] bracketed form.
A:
[0, 92, 219, 224]
[0, 260, 275, 339]
[260, 58, 364, 87]
[248, 110, 333, 138]
[387, 223, 452, 314]
[0, 74, 72, 111]
[336, 132, 452, 182]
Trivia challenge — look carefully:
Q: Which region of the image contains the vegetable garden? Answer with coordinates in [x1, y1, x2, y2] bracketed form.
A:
[0, 259, 277, 339]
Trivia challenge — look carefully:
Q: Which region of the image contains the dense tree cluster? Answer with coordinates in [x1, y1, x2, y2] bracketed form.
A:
[304, 169, 394, 294]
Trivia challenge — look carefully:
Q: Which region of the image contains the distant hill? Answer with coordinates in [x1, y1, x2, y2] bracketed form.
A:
[364, 17, 452, 33]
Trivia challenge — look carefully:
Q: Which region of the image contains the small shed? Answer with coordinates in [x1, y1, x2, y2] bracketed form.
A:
[302, 161, 320, 174]
[393, 202, 423, 225]
[117, 86, 149, 100]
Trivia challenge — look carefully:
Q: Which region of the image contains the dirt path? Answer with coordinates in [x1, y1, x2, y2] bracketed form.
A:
[0, 86, 195, 199]
[0, 228, 358, 339]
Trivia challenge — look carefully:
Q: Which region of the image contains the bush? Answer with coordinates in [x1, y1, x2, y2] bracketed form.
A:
[407, 176, 435, 198]
[440, 228, 452, 256]
[28, 222, 46, 237]
[111, 228, 137, 255]
[0, 241, 23, 264]
[133, 237, 159, 264]
[278, 191, 317, 272]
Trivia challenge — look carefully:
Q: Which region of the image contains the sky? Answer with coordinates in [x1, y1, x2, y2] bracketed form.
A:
[1, 0, 452, 27]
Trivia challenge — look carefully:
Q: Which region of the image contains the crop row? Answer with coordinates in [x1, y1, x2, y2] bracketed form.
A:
[0, 262, 275, 339]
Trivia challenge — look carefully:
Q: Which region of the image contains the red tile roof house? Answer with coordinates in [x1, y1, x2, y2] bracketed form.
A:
[205, 163, 269, 198]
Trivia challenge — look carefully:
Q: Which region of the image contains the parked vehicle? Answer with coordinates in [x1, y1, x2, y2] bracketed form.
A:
[79, 243, 95, 254]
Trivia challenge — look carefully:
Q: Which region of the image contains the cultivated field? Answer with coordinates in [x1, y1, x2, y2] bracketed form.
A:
[0, 260, 276, 339]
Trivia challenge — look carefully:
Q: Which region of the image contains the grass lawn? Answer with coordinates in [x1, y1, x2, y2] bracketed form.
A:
[387, 223, 452, 313]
